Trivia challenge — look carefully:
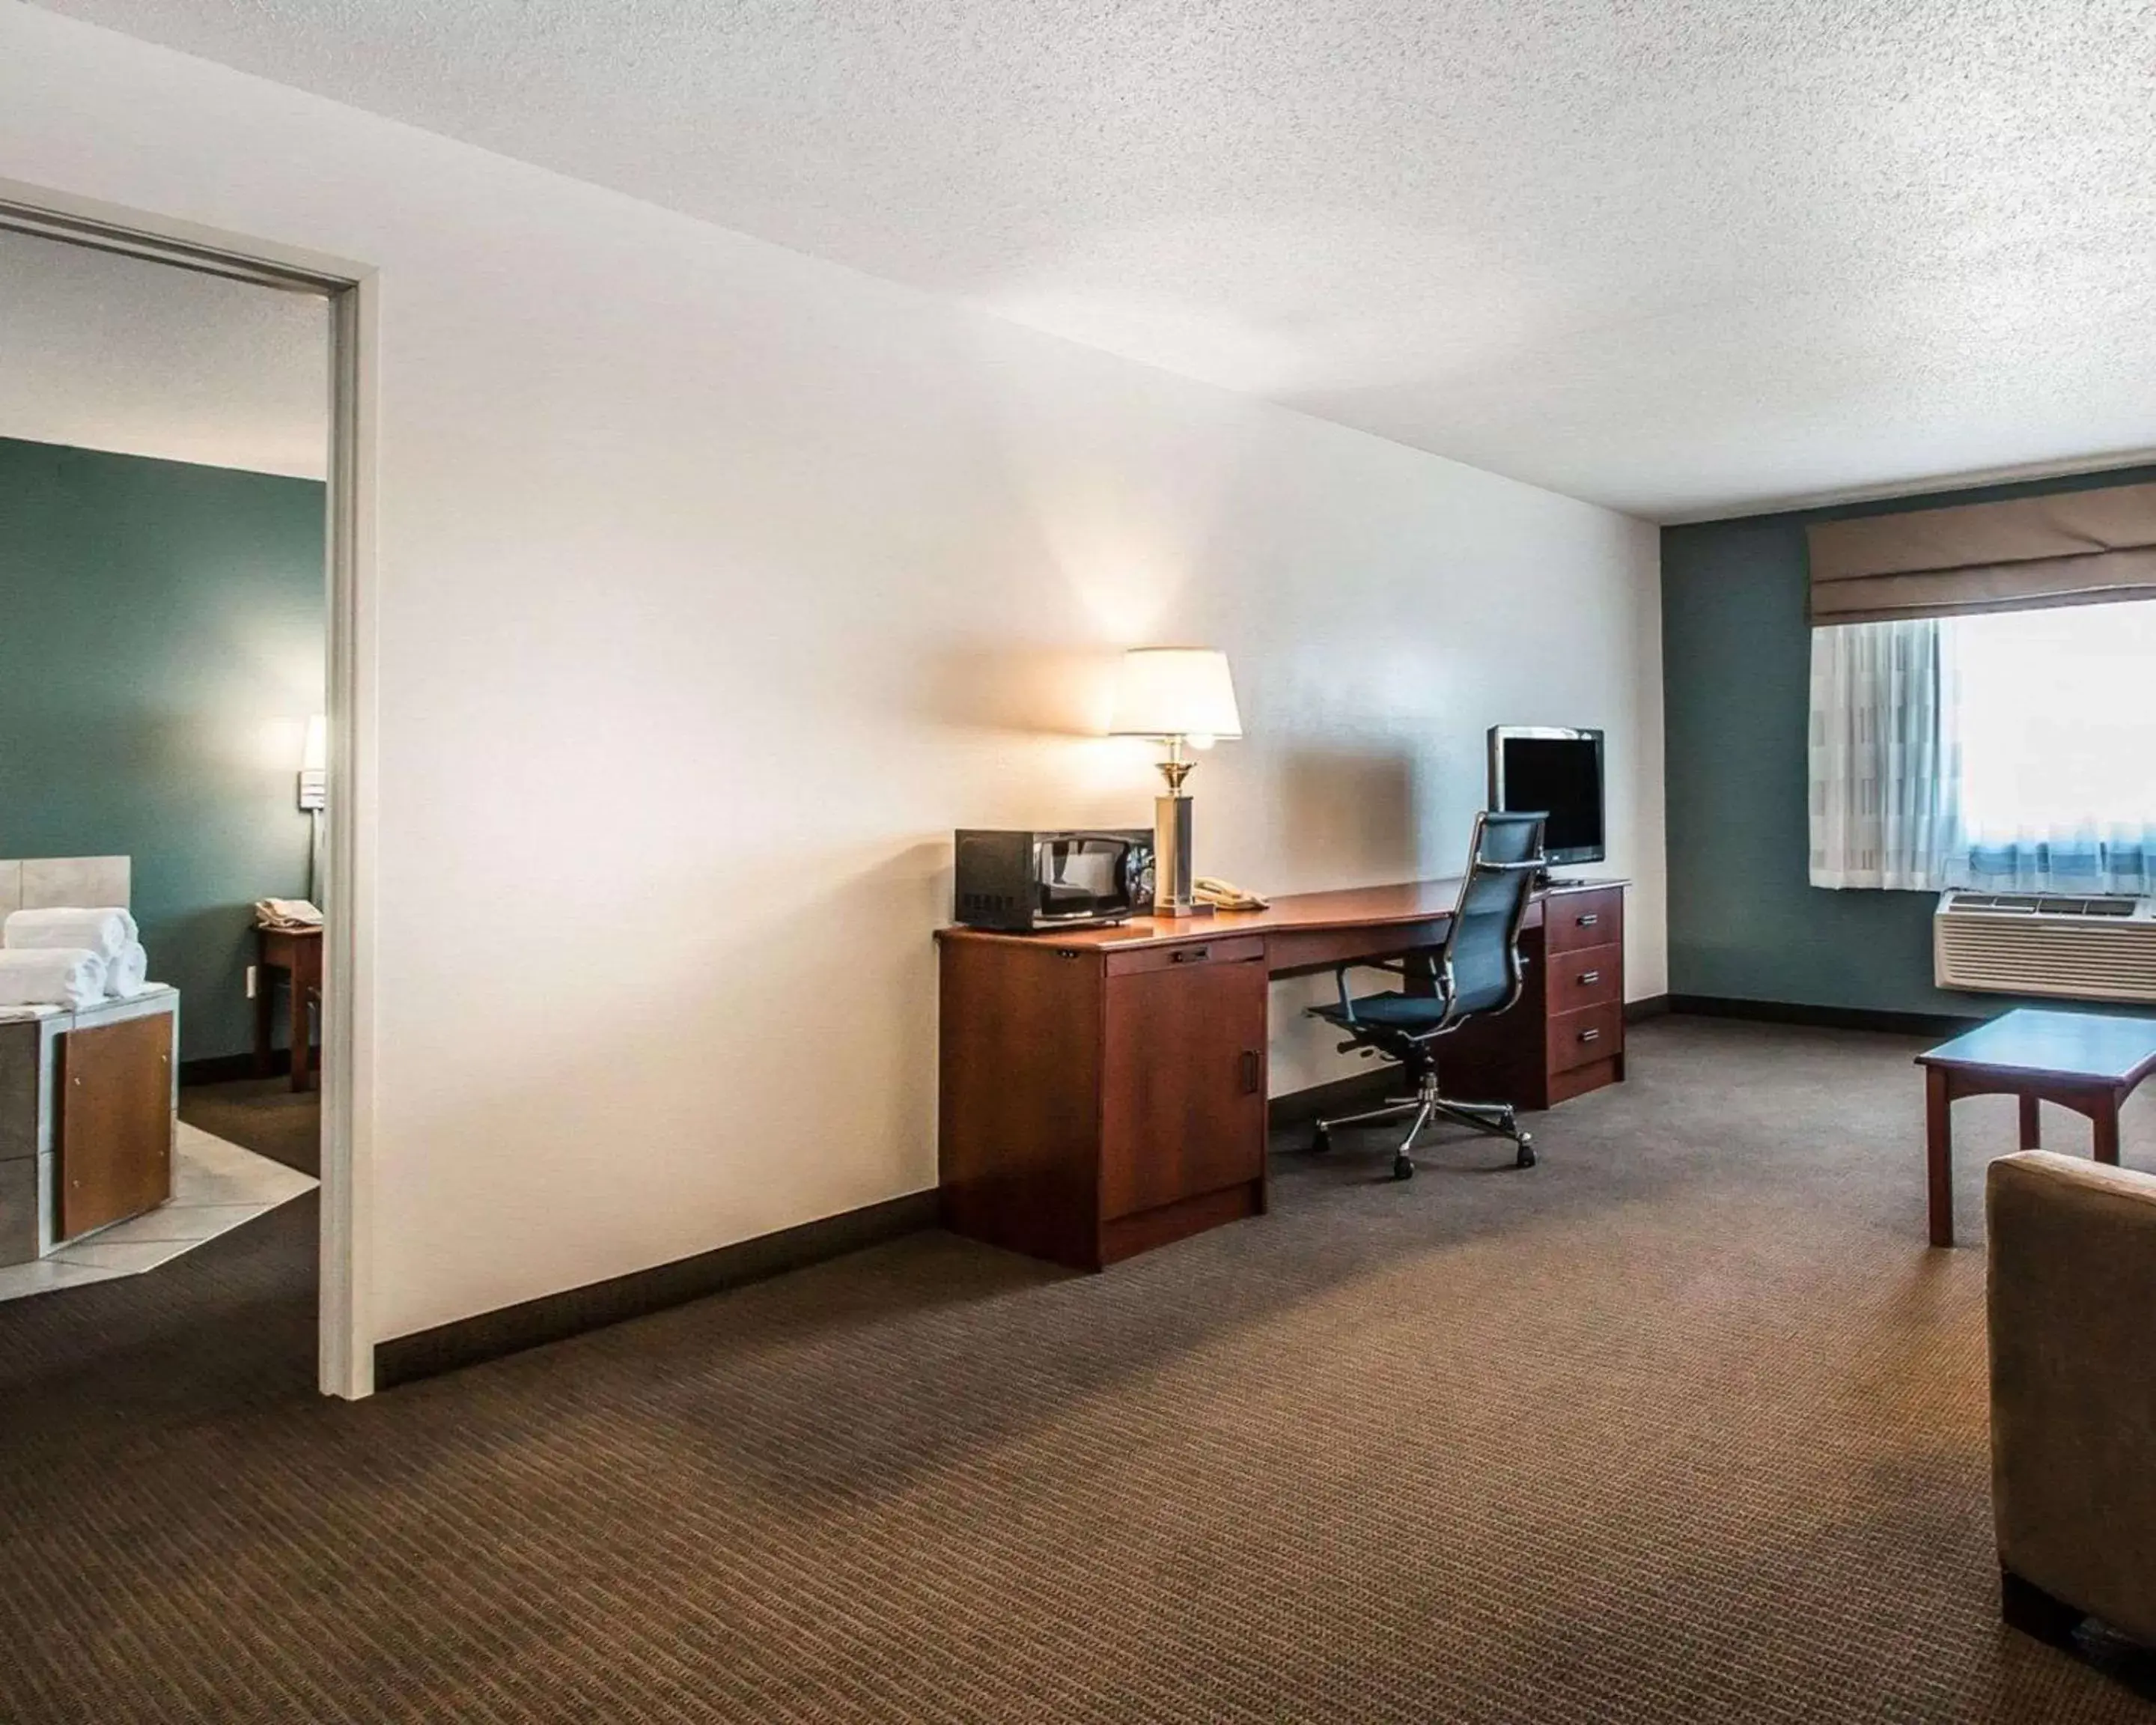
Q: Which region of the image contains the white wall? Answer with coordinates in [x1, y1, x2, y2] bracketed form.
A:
[0, 6, 1664, 1344]
[0, 225, 328, 477]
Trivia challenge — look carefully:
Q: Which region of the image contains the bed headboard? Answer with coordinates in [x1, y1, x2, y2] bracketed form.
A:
[0, 856, 132, 915]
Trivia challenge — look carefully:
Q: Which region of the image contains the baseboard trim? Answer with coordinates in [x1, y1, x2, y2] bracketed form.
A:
[179, 1050, 290, 1086]
[374, 1188, 940, 1390]
[1624, 994, 1672, 1023]
[1666, 994, 1983, 1038]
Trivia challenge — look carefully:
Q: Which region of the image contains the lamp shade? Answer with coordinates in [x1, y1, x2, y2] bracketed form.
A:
[1107, 648, 1243, 740]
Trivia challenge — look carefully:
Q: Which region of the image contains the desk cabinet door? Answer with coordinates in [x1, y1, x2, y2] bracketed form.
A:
[1100, 952, 1267, 1220]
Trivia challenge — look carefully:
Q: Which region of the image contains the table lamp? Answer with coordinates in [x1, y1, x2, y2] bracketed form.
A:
[1108, 648, 1242, 916]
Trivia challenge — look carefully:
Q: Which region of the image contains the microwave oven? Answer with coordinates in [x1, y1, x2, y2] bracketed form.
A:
[953, 829, 1154, 931]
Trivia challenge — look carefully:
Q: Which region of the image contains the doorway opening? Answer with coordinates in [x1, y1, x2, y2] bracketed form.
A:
[0, 191, 371, 1402]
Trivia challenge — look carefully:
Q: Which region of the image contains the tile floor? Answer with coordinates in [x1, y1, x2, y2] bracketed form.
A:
[0, 1122, 315, 1303]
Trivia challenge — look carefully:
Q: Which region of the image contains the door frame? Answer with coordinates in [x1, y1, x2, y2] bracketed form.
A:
[0, 180, 380, 1398]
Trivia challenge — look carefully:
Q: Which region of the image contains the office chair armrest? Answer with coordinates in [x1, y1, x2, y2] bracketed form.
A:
[1324, 955, 1436, 1026]
[1324, 959, 1402, 1023]
[1330, 962, 1362, 1023]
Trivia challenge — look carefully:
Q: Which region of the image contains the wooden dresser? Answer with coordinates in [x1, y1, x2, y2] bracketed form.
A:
[1440, 881, 1627, 1109]
[936, 877, 1628, 1271]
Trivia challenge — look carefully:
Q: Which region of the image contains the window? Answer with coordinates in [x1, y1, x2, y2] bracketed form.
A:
[1946, 598, 2156, 891]
[1809, 600, 2156, 894]
[1949, 599, 2156, 846]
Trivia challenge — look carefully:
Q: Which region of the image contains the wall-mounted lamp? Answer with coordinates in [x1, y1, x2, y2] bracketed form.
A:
[297, 714, 328, 812]
[1108, 648, 1242, 916]
[298, 714, 327, 902]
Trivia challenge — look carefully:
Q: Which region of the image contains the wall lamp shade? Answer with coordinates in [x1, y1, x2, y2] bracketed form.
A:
[1106, 648, 1243, 743]
[298, 714, 328, 813]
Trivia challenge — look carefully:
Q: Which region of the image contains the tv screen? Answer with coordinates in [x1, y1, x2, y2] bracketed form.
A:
[1490, 728, 1606, 863]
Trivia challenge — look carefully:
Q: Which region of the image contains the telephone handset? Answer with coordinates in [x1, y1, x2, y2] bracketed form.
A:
[1193, 876, 1269, 912]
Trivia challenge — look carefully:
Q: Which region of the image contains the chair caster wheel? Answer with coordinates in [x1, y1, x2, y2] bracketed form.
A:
[1308, 1127, 1332, 1154]
[1514, 1141, 1537, 1169]
[1392, 1154, 1415, 1181]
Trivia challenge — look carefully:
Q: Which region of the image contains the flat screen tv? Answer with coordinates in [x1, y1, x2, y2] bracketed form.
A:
[1487, 726, 1606, 866]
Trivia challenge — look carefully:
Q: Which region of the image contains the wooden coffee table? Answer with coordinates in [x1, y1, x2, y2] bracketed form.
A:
[1916, 1008, 2156, 1247]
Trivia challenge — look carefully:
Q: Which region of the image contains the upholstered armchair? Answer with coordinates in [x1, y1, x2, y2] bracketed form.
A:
[1988, 1151, 2156, 1649]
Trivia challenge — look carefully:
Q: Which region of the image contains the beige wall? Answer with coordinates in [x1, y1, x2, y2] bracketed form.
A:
[0, 6, 1665, 1343]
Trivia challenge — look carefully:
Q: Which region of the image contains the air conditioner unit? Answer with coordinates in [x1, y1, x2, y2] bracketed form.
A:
[1934, 891, 2156, 1003]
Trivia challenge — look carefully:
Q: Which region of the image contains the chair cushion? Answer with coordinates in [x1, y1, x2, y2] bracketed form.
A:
[1312, 991, 1452, 1032]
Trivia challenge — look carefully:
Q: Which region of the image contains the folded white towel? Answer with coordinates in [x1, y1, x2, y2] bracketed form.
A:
[106, 941, 150, 998]
[0, 947, 109, 1009]
[4, 906, 138, 960]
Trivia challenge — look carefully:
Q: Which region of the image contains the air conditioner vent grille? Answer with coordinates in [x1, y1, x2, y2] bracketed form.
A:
[1935, 891, 2156, 1003]
[1950, 893, 2141, 917]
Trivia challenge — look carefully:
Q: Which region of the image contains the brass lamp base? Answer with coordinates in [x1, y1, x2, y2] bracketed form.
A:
[1148, 738, 1216, 916]
[1147, 733, 1216, 914]
[1154, 790, 1199, 915]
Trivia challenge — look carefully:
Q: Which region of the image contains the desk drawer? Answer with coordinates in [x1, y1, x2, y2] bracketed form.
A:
[1267, 919, 1447, 978]
[1545, 942, 1622, 1014]
[1545, 889, 1623, 955]
[1549, 1002, 1623, 1075]
[1103, 935, 1265, 977]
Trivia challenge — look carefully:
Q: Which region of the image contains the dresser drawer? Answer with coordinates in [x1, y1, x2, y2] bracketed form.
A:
[1103, 935, 1266, 977]
[1549, 1002, 1624, 1074]
[1544, 941, 1622, 1014]
[1545, 889, 1623, 955]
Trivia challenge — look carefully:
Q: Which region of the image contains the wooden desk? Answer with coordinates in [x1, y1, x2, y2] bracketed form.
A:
[1917, 1008, 2156, 1247]
[254, 925, 323, 1093]
[938, 877, 1627, 1268]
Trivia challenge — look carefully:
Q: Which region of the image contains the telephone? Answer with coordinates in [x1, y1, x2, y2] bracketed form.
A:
[1193, 876, 1269, 912]
[253, 898, 324, 931]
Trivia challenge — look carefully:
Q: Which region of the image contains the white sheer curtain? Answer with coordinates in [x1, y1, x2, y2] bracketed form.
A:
[1808, 618, 1961, 889]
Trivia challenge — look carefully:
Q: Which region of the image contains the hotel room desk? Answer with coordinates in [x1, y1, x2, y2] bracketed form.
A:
[937, 877, 1627, 1269]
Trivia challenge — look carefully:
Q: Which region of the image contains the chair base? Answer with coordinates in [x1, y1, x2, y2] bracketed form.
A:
[2000, 1568, 2084, 1649]
[1309, 1065, 1535, 1178]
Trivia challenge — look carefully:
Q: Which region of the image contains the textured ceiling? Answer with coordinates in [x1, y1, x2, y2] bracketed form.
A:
[30, 0, 2156, 518]
[0, 227, 327, 478]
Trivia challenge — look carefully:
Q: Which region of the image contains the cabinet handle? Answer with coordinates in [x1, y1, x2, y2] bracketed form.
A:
[1579, 1027, 1601, 1044]
[1578, 970, 1601, 985]
[1239, 1050, 1261, 1094]
[1576, 913, 1600, 928]
[1172, 946, 1209, 964]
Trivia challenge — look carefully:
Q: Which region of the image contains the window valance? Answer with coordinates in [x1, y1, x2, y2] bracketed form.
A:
[1806, 481, 2156, 625]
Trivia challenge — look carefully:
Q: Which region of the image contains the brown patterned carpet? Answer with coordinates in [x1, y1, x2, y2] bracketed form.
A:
[4, 1018, 2156, 1723]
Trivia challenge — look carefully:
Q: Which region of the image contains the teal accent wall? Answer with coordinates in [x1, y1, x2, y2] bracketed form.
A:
[1661, 462, 2156, 1018]
[0, 438, 325, 1062]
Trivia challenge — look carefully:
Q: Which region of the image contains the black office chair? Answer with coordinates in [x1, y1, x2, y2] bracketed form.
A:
[1306, 810, 1546, 1180]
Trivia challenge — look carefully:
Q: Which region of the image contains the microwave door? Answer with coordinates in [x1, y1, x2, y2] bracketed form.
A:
[1038, 838, 1121, 919]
